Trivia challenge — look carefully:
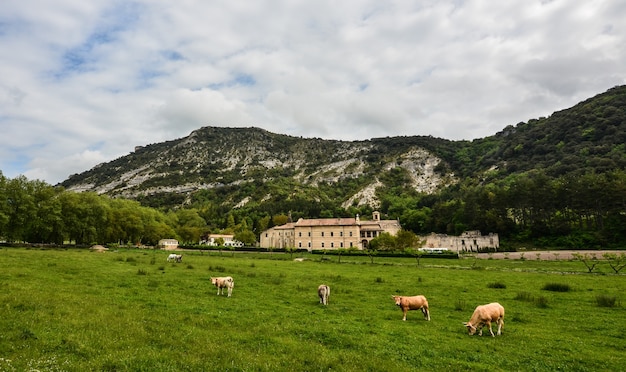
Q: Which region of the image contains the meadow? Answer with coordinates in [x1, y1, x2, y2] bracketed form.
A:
[0, 247, 624, 371]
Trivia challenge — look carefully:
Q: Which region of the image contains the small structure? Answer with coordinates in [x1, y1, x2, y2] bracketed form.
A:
[200, 234, 243, 247]
[158, 239, 179, 250]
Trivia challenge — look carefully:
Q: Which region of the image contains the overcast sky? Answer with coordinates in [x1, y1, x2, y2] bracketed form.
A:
[1, 1, 625, 184]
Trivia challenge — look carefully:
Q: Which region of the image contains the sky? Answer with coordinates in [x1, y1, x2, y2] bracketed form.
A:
[1, 0, 625, 185]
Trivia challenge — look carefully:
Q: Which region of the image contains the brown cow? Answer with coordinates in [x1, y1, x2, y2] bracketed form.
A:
[318, 284, 330, 305]
[392, 295, 430, 321]
[463, 302, 505, 336]
[210, 276, 234, 297]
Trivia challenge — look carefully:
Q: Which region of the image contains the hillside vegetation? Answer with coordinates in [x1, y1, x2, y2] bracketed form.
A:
[1, 86, 625, 248]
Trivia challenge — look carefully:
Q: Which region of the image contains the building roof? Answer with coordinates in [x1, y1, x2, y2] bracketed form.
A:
[295, 218, 357, 227]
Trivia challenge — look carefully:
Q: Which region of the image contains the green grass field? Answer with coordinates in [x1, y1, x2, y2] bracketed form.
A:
[1, 248, 625, 371]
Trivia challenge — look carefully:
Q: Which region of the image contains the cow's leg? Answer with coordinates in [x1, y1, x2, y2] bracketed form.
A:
[497, 318, 503, 335]
[423, 307, 430, 321]
[487, 321, 495, 337]
[402, 308, 407, 321]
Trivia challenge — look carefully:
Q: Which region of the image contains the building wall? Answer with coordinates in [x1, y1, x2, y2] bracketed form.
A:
[293, 224, 361, 250]
[259, 212, 401, 251]
[422, 231, 499, 252]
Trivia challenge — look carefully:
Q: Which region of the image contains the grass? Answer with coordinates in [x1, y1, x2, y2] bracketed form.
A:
[0, 247, 625, 371]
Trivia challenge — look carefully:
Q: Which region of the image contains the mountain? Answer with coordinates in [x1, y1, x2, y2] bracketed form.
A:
[60, 85, 626, 212]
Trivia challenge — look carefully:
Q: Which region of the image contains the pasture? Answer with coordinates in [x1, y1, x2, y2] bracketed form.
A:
[0, 248, 624, 371]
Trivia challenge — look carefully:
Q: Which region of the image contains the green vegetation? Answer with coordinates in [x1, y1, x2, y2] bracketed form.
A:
[1, 248, 624, 371]
[3, 86, 626, 248]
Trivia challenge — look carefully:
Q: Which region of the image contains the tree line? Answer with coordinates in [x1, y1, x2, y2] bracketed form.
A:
[0, 174, 257, 246]
[2, 169, 625, 249]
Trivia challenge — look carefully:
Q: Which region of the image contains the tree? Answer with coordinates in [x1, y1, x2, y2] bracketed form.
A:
[603, 252, 626, 274]
[572, 253, 600, 273]
[369, 232, 396, 251]
[3, 176, 36, 242]
[234, 230, 256, 246]
[395, 229, 420, 250]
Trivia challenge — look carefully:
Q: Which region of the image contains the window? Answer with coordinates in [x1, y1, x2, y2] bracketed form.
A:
[321, 243, 325, 248]
[308, 232, 311, 237]
[340, 242, 344, 248]
[308, 242, 311, 248]
[331, 242, 334, 248]
[321, 232, 325, 237]
[298, 242, 302, 248]
[299, 232, 302, 237]
[331, 232, 334, 237]
[349, 232, 353, 237]
[340, 231, 343, 237]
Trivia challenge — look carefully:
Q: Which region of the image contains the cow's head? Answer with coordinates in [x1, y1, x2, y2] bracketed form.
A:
[391, 295, 402, 306]
[463, 322, 477, 335]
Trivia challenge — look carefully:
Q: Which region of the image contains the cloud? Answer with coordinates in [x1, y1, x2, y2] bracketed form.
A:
[1, 0, 625, 184]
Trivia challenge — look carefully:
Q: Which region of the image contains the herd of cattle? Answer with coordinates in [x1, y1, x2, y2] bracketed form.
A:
[167, 254, 505, 336]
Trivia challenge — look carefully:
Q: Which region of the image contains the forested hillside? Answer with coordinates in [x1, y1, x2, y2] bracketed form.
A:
[1, 86, 625, 248]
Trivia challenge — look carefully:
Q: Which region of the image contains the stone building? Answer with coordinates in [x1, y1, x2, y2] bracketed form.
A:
[422, 230, 499, 252]
[158, 239, 179, 250]
[259, 211, 401, 251]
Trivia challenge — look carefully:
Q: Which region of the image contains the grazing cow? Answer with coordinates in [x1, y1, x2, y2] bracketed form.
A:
[211, 276, 234, 297]
[464, 302, 505, 337]
[318, 284, 330, 305]
[392, 295, 431, 321]
[167, 254, 183, 263]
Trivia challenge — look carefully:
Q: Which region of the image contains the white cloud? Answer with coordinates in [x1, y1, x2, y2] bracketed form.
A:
[1, 0, 625, 184]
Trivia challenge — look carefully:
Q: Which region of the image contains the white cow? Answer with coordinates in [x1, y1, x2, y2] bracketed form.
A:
[167, 254, 183, 263]
[211, 276, 234, 297]
[392, 295, 431, 321]
[318, 284, 330, 305]
[464, 302, 505, 337]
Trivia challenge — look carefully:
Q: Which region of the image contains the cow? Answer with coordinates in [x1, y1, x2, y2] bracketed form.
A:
[318, 284, 330, 305]
[167, 254, 183, 263]
[463, 302, 505, 337]
[392, 295, 430, 321]
[211, 276, 234, 297]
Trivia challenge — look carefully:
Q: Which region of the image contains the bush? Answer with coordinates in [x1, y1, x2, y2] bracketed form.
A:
[542, 283, 571, 292]
[595, 295, 619, 308]
[209, 265, 227, 272]
[454, 299, 466, 311]
[487, 282, 506, 289]
[536, 296, 549, 308]
[514, 291, 534, 302]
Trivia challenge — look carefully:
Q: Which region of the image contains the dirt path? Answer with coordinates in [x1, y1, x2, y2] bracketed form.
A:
[472, 250, 618, 260]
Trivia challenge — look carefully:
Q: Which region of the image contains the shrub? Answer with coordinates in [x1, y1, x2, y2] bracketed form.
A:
[514, 291, 535, 302]
[595, 295, 619, 308]
[209, 265, 226, 272]
[137, 269, 147, 275]
[375, 277, 384, 283]
[454, 299, 466, 311]
[542, 283, 571, 292]
[535, 296, 549, 308]
[487, 282, 506, 289]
